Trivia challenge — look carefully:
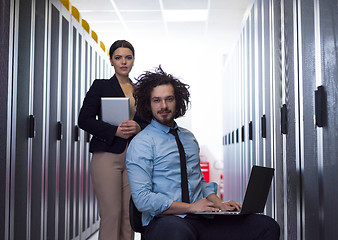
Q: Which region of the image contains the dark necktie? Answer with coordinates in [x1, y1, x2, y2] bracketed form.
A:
[169, 128, 190, 203]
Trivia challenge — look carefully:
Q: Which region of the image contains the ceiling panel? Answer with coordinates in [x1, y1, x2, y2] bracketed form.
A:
[73, 0, 252, 56]
[90, 22, 126, 34]
[162, 0, 209, 9]
[96, 29, 129, 44]
[120, 10, 163, 22]
[210, 0, 251, 10]
[167, 22, 206, 37]
[113, 0, 161, 10]
[126, 21, 166, 35]
[71, 0, 113, 11]
[79, 11, 120, 22]
[208, 9, 245, 26]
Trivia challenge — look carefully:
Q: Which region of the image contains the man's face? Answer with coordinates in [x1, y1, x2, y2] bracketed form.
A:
[150, 84, 176, 127]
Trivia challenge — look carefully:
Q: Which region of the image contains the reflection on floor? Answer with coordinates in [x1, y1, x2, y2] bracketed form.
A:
[87, 231, 141, 240]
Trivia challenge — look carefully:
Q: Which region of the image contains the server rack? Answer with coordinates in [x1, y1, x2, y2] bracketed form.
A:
[1, 0, 111, 239]
[222, 0, 338, 239]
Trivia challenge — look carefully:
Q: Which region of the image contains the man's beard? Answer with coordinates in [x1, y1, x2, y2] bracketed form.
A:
[153, 109, 174, 126]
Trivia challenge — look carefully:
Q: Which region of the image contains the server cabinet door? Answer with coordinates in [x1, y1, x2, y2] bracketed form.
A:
[58, 12, 72, 240]
[69, 25, 80, 240]
[316, 0, 338, 239]
[261, 0, 274, 218]
[11, 0, 35, 239]
[31, 0, 48, 239]
[299, 1, 322, 239]
[77, 32, 84, 240]
[253, 0, 264, 168]
[1, 0, 13, 239]
[46, 3, 62, 239]
[80, 39, 91, 239]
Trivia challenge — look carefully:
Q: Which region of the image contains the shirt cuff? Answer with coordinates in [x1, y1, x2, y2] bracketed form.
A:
[203, 182, 218, 197]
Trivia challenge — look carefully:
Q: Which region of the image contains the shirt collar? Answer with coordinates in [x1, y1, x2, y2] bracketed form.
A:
[150, 119, 178, 133]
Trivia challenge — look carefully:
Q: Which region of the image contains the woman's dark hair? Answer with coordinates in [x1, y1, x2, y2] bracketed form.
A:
[133, 66, 190, 122]
[109, 40, 135, 59]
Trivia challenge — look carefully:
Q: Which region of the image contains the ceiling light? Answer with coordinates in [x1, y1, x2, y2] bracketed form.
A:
[162, 10, 208, 22]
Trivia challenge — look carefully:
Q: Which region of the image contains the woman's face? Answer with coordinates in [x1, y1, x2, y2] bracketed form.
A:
[110, 47, 134, 78]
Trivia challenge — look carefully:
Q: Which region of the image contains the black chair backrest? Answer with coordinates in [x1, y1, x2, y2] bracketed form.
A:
[129, 197, 144, 234]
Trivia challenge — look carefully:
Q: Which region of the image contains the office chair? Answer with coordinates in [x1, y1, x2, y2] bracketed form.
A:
[129, 197, 145, 240]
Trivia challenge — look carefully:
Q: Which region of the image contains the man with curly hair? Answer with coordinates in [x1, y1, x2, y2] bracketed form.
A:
[126, 66, 280, 240]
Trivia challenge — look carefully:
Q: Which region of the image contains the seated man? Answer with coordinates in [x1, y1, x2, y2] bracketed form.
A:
[126, 66, 280, 240]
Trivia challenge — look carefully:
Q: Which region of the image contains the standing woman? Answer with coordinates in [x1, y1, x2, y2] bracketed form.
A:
[78, 40, 146, 240]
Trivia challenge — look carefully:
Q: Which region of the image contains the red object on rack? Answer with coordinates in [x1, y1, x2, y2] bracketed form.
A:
[200, 162, 210, 182]
[219, 173, 224, 200]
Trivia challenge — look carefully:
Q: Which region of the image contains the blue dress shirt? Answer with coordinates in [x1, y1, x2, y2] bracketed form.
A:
[126, 119, 217, 226]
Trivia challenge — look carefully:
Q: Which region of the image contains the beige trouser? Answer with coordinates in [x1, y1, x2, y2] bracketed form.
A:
[91, 150, 134, 240]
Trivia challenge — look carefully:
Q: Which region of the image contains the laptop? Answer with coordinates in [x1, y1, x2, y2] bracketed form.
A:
[101, 97, 130, 126]
[194, 165, 274, 215]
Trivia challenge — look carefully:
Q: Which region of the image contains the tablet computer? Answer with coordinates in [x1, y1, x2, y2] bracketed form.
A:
[101, 97, 130, 126]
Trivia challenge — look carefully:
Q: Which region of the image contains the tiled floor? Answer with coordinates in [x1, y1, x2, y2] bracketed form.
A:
[87, 231, 99, 240]
[87, 231, 141, 240]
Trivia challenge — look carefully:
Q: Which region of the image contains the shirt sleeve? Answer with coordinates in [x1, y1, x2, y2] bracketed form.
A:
[201, 180, 218, 198]
[126, 134, 173, 217]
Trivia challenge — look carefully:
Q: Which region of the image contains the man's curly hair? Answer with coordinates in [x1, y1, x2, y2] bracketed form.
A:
[133, 66, 190, 123]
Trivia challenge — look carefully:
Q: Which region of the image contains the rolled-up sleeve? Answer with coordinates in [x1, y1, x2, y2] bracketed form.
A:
[201, 181, 218, 198]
